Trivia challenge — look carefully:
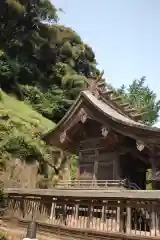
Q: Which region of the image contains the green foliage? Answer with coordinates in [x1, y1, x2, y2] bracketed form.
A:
[84, 44, 95, 61]
[61, 74, 87, 98]
[146, 169, 152, 190]
[0, 231, 8, 240]
[38, 0, 58, 22]
[117, 77, 160, 125]
[0, 90, 58, 175]
[7, 0, 25, 14]
[60, 41, 73, 58]
[0, 0, 98, 122]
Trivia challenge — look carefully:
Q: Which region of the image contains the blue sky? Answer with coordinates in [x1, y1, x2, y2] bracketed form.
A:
[52, 0, 160, 124]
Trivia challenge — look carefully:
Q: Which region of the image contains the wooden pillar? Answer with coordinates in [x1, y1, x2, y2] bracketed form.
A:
[101, 205, 105, 222]
[76, 166, 80, 180]
[113, 154, 120, 180]
[119, 200, 125, 233]
[150, 152, 158, 235]
[49, 200, 56, 223]
[62, 202, 67, 225]
[75, 204, 79, 219]
[77, 152, 82, 180]
[116, 204, 120, 231]
[87, 201, 92, 228]
[20, 197, 25, 218]
[150, 156, 156, 190]
[93, 150, 99, 181]
[151, 202, 158, 236]
[93, 160, 98, 181]
[126, 202, 131, 234]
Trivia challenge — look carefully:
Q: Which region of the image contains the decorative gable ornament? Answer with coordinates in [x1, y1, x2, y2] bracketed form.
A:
[136, 140, 145, 151]
[79, 108, 88, 123]
[101, 126, 109, 137]
[60, 131, 66, 143]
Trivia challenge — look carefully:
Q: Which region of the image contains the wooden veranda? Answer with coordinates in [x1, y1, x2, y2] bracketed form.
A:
[1, 188, 160, 239]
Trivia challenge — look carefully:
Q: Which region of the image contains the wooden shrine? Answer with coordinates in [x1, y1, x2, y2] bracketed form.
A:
[43, 72, 160, 190]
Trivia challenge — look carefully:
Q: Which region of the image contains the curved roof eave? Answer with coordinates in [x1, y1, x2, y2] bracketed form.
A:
[82, 91, 158, 131]
[43, 90, 160, 142]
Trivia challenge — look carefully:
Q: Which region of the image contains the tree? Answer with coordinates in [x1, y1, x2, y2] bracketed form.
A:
[117, 77, 160, 125]
[0, 1, 101, 187]
[0, 0, 98, 123]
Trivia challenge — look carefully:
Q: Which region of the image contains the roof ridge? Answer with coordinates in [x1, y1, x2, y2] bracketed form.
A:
[86, 72, 146, 123]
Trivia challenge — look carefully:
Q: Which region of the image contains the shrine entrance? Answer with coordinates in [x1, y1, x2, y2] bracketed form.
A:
[119, 153, 148, 189]
[97, 162, 113, 180]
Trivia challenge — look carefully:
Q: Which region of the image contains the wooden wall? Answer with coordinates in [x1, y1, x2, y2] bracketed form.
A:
[77, 137, 120, 181]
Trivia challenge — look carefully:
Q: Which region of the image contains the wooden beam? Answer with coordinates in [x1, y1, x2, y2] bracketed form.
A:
[60, 131, 67, 143]
[120, 103, 130, 107]
[60, 131, 72, 143]
[95, 70, 104, 83]
[125, 108, 137, 114]
[97, 82, 105, 87]
[102, 90, 114, 96]
[131, 112, 146, 119]
[137, 120, 143, 123]
[111, 96, 122, 101]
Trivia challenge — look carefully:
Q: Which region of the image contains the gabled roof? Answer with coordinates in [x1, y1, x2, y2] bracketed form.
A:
[43, 72, 160, 153]
[43, 89, 160, 152]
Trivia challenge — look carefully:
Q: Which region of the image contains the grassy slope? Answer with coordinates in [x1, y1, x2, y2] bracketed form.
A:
[0, 90, 67, 188]
[0, 90, 55, 132]
[0, 89, 56, 170]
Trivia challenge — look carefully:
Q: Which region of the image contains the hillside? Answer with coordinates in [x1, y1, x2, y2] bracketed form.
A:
[0, 90, 66, 188]
[0, 0, 98, 188]
[0, 90, 54, 131]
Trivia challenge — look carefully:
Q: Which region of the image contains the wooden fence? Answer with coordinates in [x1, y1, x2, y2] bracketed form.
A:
[55, 179, 126, 188]
[1, 189, 160, 238]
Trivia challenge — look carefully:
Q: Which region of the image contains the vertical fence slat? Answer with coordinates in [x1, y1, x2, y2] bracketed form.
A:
[126, 202, 131, 234]
[2, 192, 160, 238]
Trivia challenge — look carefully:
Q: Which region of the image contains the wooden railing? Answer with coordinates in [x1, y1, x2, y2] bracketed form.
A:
[55, 179, 126, 189]
[55, 179, 141, 190]
[1, 189, 160, 238]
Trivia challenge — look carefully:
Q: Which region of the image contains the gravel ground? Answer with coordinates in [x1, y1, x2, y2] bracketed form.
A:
[0, 221, 59, 240]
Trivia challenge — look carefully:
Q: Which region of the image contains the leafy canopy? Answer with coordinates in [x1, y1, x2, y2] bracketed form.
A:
[117, 77, 160, 125]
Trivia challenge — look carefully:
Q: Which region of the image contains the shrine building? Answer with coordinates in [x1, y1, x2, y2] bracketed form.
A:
[43, 72, 160, 190]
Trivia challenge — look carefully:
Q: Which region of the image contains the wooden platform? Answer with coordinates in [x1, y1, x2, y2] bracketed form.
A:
[2, 188, 160, 239]
[4, 188, 160, 200]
